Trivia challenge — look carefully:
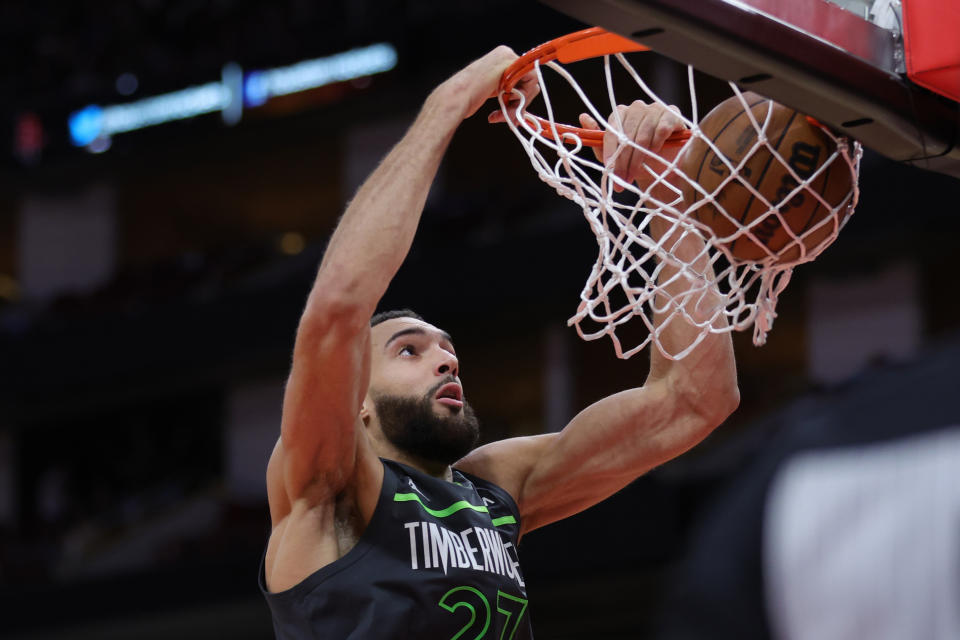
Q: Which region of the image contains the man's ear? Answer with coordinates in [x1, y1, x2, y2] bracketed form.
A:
[360, 402, 371, 425]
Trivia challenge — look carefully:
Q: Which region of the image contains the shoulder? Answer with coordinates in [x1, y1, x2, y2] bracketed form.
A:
[266, 428, 385, 528]
[264, 445, 386, 593]
[454, 433, 557, 507]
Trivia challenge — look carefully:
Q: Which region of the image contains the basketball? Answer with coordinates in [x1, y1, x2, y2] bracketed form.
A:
[678, 92, 854, 263]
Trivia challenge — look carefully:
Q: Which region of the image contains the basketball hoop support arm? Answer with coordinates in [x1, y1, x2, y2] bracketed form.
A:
[540, 0, 960, 179]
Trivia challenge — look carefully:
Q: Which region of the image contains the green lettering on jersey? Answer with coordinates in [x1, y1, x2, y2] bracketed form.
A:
[496, 591, 529, 640]
[438, 586, 491, 640]
[438, 586, 529, 640]
[394, 492, 489, 518]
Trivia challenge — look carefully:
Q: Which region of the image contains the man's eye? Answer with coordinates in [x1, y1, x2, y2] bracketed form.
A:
[399, 345, 416, 356]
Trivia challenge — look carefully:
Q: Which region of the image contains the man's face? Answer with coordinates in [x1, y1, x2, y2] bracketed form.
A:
[367, 317, 479, 465]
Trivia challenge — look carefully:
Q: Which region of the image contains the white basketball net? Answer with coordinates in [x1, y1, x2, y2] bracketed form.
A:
[499, 53, 862, 360]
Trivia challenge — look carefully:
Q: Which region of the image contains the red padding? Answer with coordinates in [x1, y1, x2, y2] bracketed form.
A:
[902, 0, 960, 102]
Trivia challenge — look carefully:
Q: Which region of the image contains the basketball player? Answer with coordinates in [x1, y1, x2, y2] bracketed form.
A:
[259, 46, 739, 639]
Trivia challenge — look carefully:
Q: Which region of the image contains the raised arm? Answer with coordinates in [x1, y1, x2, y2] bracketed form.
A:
[458, 101, 739, 535]
[269, 46, 538, 511]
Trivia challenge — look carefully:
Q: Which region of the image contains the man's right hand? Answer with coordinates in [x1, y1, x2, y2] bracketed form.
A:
[435, 46, 539, 123]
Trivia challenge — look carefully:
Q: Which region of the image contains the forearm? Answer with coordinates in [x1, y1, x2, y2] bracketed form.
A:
[279, 88, 468, 491]
[647, 211, 739, 419]
[308, 85, 469, 317]
[307, 42, 535, 318]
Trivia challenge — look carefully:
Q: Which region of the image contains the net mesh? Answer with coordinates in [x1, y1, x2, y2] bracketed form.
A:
[499, 52, 862, 360]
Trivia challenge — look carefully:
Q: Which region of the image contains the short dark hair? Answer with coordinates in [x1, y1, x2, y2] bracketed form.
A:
[370, 308, 425, 327]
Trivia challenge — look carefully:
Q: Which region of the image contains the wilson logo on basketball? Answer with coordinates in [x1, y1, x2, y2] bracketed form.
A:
[776, 141, 821, 212]
[680, 91, 854, 263]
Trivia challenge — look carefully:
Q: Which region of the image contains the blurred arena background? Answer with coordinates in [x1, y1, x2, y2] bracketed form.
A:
[1, 1, 959, 638]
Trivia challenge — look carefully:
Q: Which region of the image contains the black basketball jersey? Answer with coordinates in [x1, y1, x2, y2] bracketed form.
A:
[259, 458, 534, 640]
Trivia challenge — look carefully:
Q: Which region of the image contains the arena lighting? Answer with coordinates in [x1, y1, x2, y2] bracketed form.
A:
[67, 43, 397, 150]
[243, 43, 398, 107]
[68, 82, 234, 147]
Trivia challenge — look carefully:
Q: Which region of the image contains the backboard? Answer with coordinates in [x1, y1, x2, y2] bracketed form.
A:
[540, 0, 960, 178]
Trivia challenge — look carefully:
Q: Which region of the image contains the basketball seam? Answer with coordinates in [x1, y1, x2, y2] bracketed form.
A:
[797, 157, 831, 236]
[692, 97, 770, 245]
[693, 97, 770, 186]
[731, 109, 800, 258]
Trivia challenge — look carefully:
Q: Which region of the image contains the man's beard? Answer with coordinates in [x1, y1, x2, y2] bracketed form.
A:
[372, 379, 480, 467]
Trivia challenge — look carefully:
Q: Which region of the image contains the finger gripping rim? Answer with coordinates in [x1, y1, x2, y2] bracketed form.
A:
[499, 28, 689, 148]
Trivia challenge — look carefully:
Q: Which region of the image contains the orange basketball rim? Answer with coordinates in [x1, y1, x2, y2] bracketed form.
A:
[499, 27, 691, 149]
